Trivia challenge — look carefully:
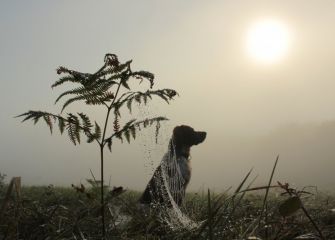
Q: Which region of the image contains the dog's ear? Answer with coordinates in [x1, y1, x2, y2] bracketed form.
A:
[173, 125, 193, 146]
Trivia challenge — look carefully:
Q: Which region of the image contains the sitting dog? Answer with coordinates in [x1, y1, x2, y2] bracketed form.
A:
[139, 125, 206, 206]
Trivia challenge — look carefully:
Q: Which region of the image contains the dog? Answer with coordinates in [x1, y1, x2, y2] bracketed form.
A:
[139, 125, 206, 206]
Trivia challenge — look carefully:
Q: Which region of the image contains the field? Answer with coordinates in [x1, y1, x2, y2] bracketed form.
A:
[0, 174, 334, 240]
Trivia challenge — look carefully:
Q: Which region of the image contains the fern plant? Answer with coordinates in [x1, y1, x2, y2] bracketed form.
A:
[16, 53, 177, 238]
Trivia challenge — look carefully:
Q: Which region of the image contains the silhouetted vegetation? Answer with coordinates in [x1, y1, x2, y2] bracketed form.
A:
[16, 54, 177, 238]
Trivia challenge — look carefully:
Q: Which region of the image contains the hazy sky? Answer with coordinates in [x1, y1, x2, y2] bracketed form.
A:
[1, 1, 335, 191]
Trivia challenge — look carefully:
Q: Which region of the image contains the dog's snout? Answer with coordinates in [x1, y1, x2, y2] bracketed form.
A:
[194, 131, 206, 145]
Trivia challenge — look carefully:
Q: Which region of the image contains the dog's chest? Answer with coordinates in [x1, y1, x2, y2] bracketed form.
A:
[178, 157, 191, 185]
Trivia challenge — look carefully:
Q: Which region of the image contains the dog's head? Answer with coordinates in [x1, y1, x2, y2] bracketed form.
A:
[171, 125, 206, 157]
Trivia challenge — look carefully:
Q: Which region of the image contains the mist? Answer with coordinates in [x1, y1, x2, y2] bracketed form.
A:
[1, 0, 335, 192]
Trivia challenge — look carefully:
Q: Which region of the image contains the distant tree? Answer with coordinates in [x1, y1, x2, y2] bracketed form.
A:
[17, 53, 177, 238]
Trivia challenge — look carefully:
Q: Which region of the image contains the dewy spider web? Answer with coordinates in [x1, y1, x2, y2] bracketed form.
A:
[137, 103, 199, 230]
[138, 117, 199, 230]
[155, 139, 199, 230]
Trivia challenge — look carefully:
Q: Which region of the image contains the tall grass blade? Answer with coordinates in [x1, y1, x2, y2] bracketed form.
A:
[207, 189, 214, 240]
[257, 155, 279, 234]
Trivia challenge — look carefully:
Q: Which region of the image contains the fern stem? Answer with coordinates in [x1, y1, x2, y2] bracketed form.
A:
[108, 78, 123, 109]
[100, 145, 106, 239]
[99, 79, 122, 238]
[102, 80, 122, 147]
[101, 108, 112, 143]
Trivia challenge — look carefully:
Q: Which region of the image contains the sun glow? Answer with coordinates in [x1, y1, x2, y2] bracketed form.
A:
[246, 19, 290, 64]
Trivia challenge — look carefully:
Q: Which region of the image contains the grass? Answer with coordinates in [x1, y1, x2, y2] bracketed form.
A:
[0, 178, 334, 240]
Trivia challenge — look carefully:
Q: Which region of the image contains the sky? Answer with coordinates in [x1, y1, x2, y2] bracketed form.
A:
[1, 0, 335, 192]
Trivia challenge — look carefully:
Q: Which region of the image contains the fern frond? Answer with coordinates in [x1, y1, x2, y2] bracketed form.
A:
[16, 111, 56, 133]
[112, 89, 178, 116]
[129, 126, 136, 140]
[18, 54, 177, 151]
[61, 95, 89, 112]
[104, 116, 168, 145]
[114, 132, 123, 143]
[67, 114, 81, 144]
[124, 119, 136, 128]
[78, 112, 93, 131]
[56, 79, 117, 111]
[60, 86, 114, 111]
[124, 130, 131, 143]
[104, 53, 120, 67]
[132, 71, 155, 88]
[85, 121, 101, 143]
[58, 117, 65, 134]
[56, 66, 93, 83]
[94, 122, 101, 140]
[120, 74, 130, 90]
[51, 75, 81, 88]
[67, 120, 78, 145]
[106, 138, 112, 152]
[16, 111, 101, 145]
[43, 115, 53, 133]
[16, 110, 43, 122]
[113, 117, 120, 132]
[113, 107, 121, 118]
[85, 91, 114, 105]
[126, 98, 133, 113]
[55, 79, 111, 104]
[54, 86, 87, 104]
[99, 60, 132, 76]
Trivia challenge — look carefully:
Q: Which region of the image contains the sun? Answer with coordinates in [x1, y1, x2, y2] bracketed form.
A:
[246, 19, 290, 64]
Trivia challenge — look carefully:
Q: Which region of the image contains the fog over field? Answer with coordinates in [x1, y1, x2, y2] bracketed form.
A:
[1, 1, 335, 192]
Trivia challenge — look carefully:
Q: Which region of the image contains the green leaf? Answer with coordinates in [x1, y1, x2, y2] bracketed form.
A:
[51, 75, 80, 88]
[87, 134, 95, 143]
[130, 126, 136, 140]
[121, 77, 130, 90]
[55, 79, 114, 111]
[126, 98, 133, 113]
[106, 138, 112, 152]
[74, 122, 81, 144]
[43, 115, 53, 133]
[279, 196, 302, 217]
[115, 132, 123, 143]
[157, 92, 169, 104]
[58, 118, 65, 134]
[132, 71, 154, 88]
[124, 130, 131, 143]
[61, 95, 88, 112]
[114, 107, 121, 118]
[78, 112, 93, 130]
[55, 86, 87, 104]
[94, 122, 101, 140]
[33, 115, 41, 124]
[124, 119, 136, 128]
[67, 121, 77, 145]
[67, 114, 81, 144]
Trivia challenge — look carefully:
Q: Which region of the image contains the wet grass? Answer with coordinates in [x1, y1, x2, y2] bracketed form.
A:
[0, 181, 334, 239]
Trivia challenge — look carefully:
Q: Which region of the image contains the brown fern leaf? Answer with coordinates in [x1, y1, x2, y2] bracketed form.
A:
[113, 116, 120, 133]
